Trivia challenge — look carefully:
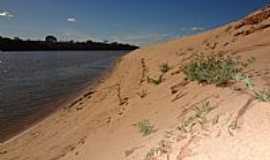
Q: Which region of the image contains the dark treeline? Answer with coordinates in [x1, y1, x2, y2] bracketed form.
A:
[0, 36, 139, 51]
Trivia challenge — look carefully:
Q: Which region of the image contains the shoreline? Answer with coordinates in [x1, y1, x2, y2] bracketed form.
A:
[0, 53, 124, 144]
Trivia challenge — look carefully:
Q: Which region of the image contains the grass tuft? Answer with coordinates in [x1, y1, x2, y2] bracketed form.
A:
[255, 89, 270, 102]
[144, 140, 171, 160]
[147, 75, 163, 85]
[233, 73, 254, 89]
[234, 72, 270, 103]
[136, 120, 155, 136]
[145, 148, 159, 160]
[178, 101, 216, 133]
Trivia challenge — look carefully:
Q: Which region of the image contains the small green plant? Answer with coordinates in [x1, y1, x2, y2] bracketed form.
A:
[255, 89, 270, 102]
[145, 148, 160, 160]
[144, 140, 171, 160]
[234, 72, 270, 103]
[233, 73, 254, 90]
[183, 54, 251, 86]
[136, 120, 155, 136]
[160, 63, 171, 73]
[178, 101, 216, 133]
[147, 75, 163, 85]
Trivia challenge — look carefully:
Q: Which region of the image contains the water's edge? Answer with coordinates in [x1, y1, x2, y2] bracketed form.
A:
[0, 51, 127, 143]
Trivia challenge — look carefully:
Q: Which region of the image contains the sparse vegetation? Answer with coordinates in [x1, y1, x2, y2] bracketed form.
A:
[178, 101, 216, 133]
[144, 140, 171, 160]
[160, 63, 171, 73]
[233, 73, 254, 89]
[147, 75, 163, 85]
[234, 72, 270, 103]
[183, 53, 252, 86]
[145, 62, 171, 85]
[145, 148, 160, 160]
[255, 89, 270, 102]
[136, 120, 155, 136]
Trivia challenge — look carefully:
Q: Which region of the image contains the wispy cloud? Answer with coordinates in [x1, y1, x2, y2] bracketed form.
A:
[179, 26, 206, 32]
[111, 26, 208, 46]
[67, 17, 76, 22]
[110, 32, 176, 46]
[0, 11, 14, 18]
[191, 27, 205, 31]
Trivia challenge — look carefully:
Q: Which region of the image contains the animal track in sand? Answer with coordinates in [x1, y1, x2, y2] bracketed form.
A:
[140, 58, 148, 84]
[170, 80, 190, 95]
[171, 91, 188, 102]
[65, 90, 95, 111]
[124, 145, 144, 157]
[0, 150, 8, 155]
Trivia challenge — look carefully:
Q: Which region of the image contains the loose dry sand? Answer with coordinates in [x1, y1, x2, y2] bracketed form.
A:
[1, 6, 270, 160]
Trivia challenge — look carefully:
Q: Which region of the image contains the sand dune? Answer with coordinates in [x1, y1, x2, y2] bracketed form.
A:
[1, 6, 270, 160]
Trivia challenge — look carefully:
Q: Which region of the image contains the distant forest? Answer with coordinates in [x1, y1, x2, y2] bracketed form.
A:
[0, 35, 139, 51]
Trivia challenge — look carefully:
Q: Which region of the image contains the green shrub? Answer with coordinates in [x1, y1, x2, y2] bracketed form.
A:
[136, 120, 154, 136]
[183, 54, 249, 86]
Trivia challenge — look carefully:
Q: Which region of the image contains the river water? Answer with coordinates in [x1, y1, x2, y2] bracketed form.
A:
[0, 50, 128, 142]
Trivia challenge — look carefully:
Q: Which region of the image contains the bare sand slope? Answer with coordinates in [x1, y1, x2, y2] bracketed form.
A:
[1, 6, 270, 160]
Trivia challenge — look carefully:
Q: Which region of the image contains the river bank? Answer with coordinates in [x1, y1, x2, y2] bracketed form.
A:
[1, 6, 270, 160]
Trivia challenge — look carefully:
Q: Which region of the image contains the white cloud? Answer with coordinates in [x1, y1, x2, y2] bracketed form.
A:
[179, 26, 206, 34]
[110, 26, 207, 46]
[110, 32, 176, 46]
[67, 17, 76, 22]
[0, 11, 14, 18]
[191, 27, 205, 31]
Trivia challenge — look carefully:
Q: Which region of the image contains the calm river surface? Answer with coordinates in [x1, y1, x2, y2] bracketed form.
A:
[0, 51, 128, 142]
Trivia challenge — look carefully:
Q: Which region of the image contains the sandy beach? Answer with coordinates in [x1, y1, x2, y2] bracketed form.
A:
[1, 6, 270, 160]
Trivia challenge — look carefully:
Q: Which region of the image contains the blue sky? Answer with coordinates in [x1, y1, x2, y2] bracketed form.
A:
[0, 0, 267, 45]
